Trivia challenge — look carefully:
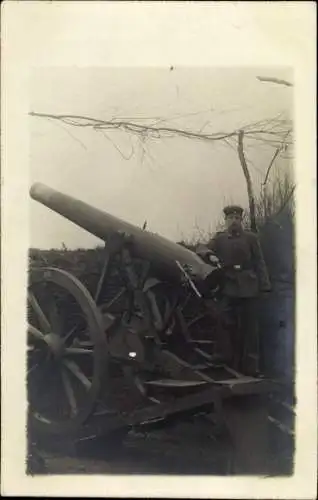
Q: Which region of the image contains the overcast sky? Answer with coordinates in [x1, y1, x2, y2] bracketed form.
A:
[29, 66, 292, 249]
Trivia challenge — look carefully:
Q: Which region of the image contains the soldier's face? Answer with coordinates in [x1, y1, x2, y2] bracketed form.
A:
[225, 214, 242, 230]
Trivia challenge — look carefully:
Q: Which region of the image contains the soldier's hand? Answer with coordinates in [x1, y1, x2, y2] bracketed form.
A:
[107, 231, 133, 254]
[183, 264, 195, 277]
[208, 254, 220, 266]
[118, 230, 132, 241]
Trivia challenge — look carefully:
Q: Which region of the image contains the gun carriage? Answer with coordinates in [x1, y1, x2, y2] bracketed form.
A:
[28, 183, 280, 461]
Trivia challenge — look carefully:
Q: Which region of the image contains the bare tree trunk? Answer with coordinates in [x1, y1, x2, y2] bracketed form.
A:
[237, 130, 257, 232]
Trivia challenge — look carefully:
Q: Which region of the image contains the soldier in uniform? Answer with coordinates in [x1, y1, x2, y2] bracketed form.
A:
[198, 205, 271, 376]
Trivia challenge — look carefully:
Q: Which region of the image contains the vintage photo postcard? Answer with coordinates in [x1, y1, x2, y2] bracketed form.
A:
[1, 2, 317, 498]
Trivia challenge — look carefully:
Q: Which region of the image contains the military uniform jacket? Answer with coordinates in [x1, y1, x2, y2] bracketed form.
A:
[207, 229, 271, 298]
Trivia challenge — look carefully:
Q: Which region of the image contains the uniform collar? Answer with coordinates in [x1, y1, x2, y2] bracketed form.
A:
[227, 227, 243, 238]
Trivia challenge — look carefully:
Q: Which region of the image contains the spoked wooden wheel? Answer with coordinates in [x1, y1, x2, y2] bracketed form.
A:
[27, 267, 107, 435]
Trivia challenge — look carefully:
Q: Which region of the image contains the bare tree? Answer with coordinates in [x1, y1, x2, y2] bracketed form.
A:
[29, 84, 293, 231]
[237, 130, 257, 231]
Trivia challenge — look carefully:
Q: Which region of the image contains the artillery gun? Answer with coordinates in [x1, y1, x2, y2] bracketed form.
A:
[28, 183, 281, 471]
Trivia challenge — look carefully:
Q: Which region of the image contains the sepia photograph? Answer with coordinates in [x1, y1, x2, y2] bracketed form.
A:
[1, 2, 316, 498]
[26, 66, 295, 477]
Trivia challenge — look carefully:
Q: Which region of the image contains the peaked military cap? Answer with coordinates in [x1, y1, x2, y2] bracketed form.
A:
[223, 205, 244, 216]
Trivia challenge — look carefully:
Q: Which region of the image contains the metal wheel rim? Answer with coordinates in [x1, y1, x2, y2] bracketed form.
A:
[28, 266, 108, 435]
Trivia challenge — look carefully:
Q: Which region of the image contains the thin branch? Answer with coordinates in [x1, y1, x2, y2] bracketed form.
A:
[274, 185, 295, 216]
[148, 107, 215, 127]
[29, 111, 291, 148]
[262, 129, 292, 187]
[263, 148, 281, 187]
[96, 129, 135, 160]
[241, 113, 289, 131]
[198, 120, 211, 133]
[46, 118, 88, 150]
[29, 111, 237, 141]
[256, 76, 293, 87]
[246, 133, 293, 148]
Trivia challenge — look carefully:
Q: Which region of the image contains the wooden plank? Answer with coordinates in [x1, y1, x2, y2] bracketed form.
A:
[145, 379, 207, 388]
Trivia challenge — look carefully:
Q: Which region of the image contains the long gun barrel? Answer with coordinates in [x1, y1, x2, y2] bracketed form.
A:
[30, 183, 216, 284]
